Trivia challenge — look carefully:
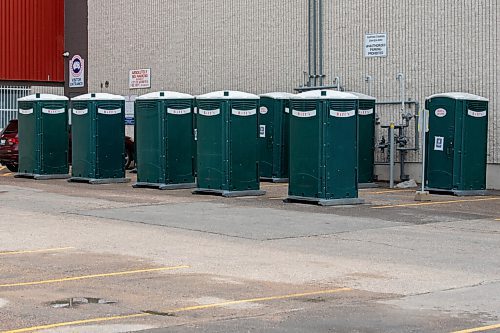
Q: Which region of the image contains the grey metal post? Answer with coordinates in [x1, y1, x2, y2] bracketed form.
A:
[420, 109, 426, 192]
[389, 122, 395, 188]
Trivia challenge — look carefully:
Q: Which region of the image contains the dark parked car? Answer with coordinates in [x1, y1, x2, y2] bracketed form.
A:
[0, 120, 19, 172]
[0, 119, 135, 172]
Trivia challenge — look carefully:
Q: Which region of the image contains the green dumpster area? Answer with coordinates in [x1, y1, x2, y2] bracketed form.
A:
[16, 93, 70, 180]
[349, 92, 377, 187]
[425, 92, 489, 196]
[133, 91, 196, 190]
[69, 93, 129, 184]
[287, 90, 364, 206]
[258, 92, 294, 183]
[194, 90, 265, 197]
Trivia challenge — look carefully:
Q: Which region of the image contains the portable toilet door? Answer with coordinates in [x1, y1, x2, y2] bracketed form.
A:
[425, 92, 489, 195]
[194, 90, 265, 197]
[258, 92, 294, 183]
[16, 93, 69, 180]
[69, 93, 129, 184]
[133, 91, 196, 190]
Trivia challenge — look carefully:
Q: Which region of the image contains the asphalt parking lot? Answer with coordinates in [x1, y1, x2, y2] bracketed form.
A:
[1, 165, 500, 333]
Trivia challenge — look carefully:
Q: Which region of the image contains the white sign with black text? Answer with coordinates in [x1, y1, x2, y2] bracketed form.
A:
[364, 33, 387, 57]
[129, 69, 151, 89]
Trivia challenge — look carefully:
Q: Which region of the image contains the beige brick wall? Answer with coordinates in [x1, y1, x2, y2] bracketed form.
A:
[88, 0, 499, 165]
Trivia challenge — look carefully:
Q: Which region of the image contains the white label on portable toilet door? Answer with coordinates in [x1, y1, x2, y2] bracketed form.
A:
[42, 108, 65, 115]
[199, 109, 220, 116]
[73, 108, 88, 116]
[467, 109, 487, 118]
[434, 136, 444, 151]
[98, 108, 121, 115]
[167, 108, 191, 115]
[259, 125, 266, 138]
[19, 108, 33, 115]
[292, 110, 316, 118]
[435, 108, 447, 117]
[259, 106, 268, 114]
[232, 109, 256, 116]
[358, 108, 374, 116]
[285, 107, 290, 114]
[330, 110, 356, 118]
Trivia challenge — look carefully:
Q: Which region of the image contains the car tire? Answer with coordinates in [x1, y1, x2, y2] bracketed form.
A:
[125, 149, 133, 170]
[5, 164, 18, 172]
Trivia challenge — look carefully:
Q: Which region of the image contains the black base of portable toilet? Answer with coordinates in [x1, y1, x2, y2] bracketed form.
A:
[285, 196, 365, 206]
[15, 173, 70, 180]
[426, 188, 489, 197]
[68, 176, 131, 184]
[133, 182, 196, 190]
[192, 188, 265, 197]
[358, 183, 379, 189]
[260, 176, 288, 183]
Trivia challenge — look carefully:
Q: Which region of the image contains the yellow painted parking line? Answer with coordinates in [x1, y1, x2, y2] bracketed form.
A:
[0, 165, 6, 171]
[2, 313, 150, 333]
[0, 266, 189, 288]
[0, 247, 75, 256]
[372, 197, 500, 209]
[450, 322, 500, 333]
[1, 172, 13, 177]
[3, 287, 351, 333]
[495, 218, 500, 221]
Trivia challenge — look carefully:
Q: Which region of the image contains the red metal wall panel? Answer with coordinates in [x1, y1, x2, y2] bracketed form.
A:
[0, 0, 64, 82]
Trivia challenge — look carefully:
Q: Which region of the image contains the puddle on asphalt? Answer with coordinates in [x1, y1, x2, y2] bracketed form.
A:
[50, 297, 116, 308]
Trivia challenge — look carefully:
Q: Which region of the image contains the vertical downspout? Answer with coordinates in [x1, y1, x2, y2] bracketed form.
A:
[312, 0, 317, 86]
[307, 0, 312, 87]
[318, 0, 324, 86]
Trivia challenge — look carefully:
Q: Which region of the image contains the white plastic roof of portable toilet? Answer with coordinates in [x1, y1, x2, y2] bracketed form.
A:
[291, 90, 358, 100]
[196, 90, 259, 100]
[18, 94, 68, 102]
[136, 91, 194, 100]
[71, 93, 125, 101]
[426, 92, 488, 101]
[259, 92, 295, 99]
[348, 92, 376, 100]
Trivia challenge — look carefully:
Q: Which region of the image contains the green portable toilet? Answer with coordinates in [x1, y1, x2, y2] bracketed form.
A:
[287, 90, 364, 206]
[194, 90, 265, 197]
[349, 92, 377, 187]
[258, 92, 294, 183]
[133, 91, 195, 190]
[425, 92, 489, 195]
[16, 93, 69, 180]
[69, 93, 129, 184]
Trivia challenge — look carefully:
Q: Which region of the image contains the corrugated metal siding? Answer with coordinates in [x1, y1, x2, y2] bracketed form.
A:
[0, 0, 64, 82]
[88, 0, 499, 164]
[88, 0, 307, 95]
[323, 0, 499, 164]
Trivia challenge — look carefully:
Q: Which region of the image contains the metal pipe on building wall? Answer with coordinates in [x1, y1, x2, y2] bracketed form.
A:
[389, 123, 395, 188]
[312, 0, 317, 86]
[307, 0, 312, 87]
[318, 0, 324, 86]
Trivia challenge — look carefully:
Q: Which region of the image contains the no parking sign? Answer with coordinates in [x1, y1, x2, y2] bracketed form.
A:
[69, 55, 85, 88]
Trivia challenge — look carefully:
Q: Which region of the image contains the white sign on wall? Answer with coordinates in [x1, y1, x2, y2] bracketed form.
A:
[129, 68, 151, 89]
[364, 33, 387, 57]
[69, 55, 85, 87]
